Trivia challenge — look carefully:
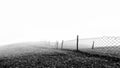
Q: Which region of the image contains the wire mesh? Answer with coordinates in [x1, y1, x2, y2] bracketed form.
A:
[61, 36, 120, 57]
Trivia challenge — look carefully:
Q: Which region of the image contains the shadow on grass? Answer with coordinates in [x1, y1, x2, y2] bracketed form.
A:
[70, 50, 120, 62]
[60, 49, 120, 62]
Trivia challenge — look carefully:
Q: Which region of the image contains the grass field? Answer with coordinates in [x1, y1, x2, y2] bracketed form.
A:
[80, 46, 120, 58]
[0, 43, 120, 68]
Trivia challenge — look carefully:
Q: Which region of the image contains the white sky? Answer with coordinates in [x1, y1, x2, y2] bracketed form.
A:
[0, 0, 120, 45]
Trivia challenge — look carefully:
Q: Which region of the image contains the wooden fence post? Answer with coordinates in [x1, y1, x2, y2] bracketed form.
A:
[92, 41, 94, 49]
[61, 40, 64, 49]
[76, 35, 79, 51]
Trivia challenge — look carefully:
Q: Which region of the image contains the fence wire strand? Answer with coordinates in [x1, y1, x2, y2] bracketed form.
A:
[59, 36, 120, 56]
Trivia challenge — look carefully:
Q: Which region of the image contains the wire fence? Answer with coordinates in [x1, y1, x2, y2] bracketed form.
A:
[49, 36, 120, 57]
[63, 36, 120, 48]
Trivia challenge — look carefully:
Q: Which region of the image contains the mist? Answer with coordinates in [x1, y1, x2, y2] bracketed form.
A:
[0, 0, 120, 45]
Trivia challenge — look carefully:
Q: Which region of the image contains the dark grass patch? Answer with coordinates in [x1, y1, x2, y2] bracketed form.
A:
[71, 50, 120, 62]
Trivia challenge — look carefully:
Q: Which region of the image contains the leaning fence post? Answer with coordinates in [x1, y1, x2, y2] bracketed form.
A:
[92, 41, 94, 49]
[76, 35, 79, 51]
[61, 40, 64, 49]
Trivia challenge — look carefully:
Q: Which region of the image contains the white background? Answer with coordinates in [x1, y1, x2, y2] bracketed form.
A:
[0, 0, 120, 45]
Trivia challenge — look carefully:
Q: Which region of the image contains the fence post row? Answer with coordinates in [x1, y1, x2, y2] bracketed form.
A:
[76, 35, 79, 51]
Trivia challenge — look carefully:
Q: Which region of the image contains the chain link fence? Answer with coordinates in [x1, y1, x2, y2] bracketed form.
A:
[47, 36, 120, 57]
[58, 36, 120, 57]
[63, 36, 120, 48]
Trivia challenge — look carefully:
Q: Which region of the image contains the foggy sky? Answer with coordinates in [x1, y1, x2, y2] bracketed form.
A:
[0, 0, 120, 45]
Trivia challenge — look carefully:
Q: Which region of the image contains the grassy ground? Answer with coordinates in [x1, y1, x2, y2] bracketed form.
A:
[0, 48, 120, 68]
[80, 46, 120, 58]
